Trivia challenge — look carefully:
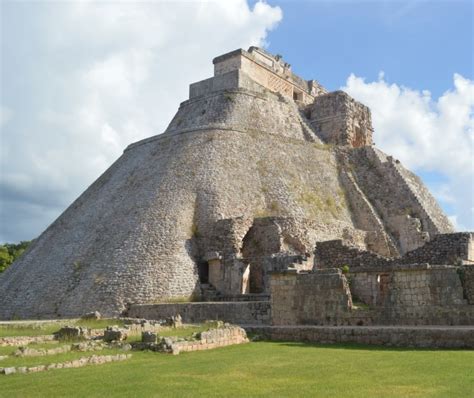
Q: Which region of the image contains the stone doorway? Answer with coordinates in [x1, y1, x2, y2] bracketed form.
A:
[249, 264, 264, 293]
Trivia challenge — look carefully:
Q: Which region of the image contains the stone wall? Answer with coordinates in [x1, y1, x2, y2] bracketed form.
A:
[244, 325, 474, 348]
[270, 269, 352, 326]
[127, 302, 271, 325]
[165, 88, 320, 142]
[315, 233, 473, 271]
[400, 232, 474, 265]
[350, 264, 466, 308]
[1, 354, 132, 375]
[270, 265, 474, 326]
[0, 335, 55, 347]
[189, 70, 268, 99]
[309, 91, 373, 147]
[314, 239, 390, 269]
[461, 266, 474, 305]
[172, 325, 248, 354]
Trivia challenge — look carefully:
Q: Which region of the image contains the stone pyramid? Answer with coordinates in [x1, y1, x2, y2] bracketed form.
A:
[0, 47, 453, 319]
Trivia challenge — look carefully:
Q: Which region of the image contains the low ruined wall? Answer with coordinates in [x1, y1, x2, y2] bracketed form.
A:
[270, 269, 352, 326]
[127, 302, 271, 325]
[400, 232, 473, 265]
[350, 264, 466, 308]
[270, 265, 473, 326]
[314, 233, 473, 270]
[173, 326, 248, 354]
[0, 335, 55, 347]
[348, 264, 474, 325]
[244, 325, 474, 348]
[314, 239, 389, 269]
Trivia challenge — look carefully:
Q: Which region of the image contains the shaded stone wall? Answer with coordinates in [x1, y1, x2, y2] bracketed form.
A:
[270, 269, 352, 326]
[350, 264, 466, 308]
[127, 302, 271, 325]
[461, 266, 474, 305]
[314, 239, 390, 269]
[309, 91, 373, 147]
[244, 325, 474, 348]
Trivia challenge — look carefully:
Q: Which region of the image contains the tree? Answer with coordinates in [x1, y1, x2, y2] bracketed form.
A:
[0, 241, 31, 273]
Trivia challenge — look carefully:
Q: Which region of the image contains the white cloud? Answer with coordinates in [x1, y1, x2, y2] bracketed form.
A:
[0, 0, 282, 242]
[343, 73, 474, 230]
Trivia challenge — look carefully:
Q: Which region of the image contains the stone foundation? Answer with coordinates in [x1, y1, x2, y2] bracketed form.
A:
[245, 325, 474, 348]
[0, 335, 55, 347]
[171, 325, 248, 354]
[0, 354, 132, 375]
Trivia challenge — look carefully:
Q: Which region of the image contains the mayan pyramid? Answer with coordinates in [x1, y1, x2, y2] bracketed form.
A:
[0, 47, 454, 319]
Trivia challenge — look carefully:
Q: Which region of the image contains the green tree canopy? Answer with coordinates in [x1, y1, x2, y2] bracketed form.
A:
[0, 241, 31, 273]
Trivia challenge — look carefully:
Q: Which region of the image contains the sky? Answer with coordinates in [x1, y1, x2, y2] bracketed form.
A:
[0, 0, 473, 242]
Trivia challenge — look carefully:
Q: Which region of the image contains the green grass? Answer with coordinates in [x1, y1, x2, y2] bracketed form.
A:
[0, 341, 61, 357]
[1, 341, 473, 397]
[0, 319, 123, 337]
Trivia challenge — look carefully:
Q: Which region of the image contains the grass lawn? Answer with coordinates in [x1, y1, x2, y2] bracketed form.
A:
[1, 341, 473, 398]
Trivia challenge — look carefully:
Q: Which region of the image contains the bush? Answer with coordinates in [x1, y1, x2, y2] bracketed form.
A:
[341, 265, 350, 274]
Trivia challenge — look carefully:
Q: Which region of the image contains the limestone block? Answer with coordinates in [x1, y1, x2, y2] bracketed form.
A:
[103, 326, 128, 342]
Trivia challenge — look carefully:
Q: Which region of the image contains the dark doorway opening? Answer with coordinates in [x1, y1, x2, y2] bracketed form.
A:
[249, 264, 264, 293]
[198, 262, 209, 284]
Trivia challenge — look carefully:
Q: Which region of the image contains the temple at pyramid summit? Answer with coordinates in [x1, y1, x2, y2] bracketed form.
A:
[1, 47, 473, 328]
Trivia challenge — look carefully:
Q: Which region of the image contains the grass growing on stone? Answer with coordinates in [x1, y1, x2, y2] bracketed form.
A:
[0, 341, 60, 356]
[2, 341, 473, 397]
[126, 323, 221, 341]
[0, 348, 120, 368]
[0, 319, 124, 337]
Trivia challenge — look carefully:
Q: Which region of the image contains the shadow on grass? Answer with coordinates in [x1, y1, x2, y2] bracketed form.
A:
[251, 340, 472, 352]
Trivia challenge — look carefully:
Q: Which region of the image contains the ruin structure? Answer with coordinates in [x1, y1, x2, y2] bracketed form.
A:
[0, 47, 472, 333]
